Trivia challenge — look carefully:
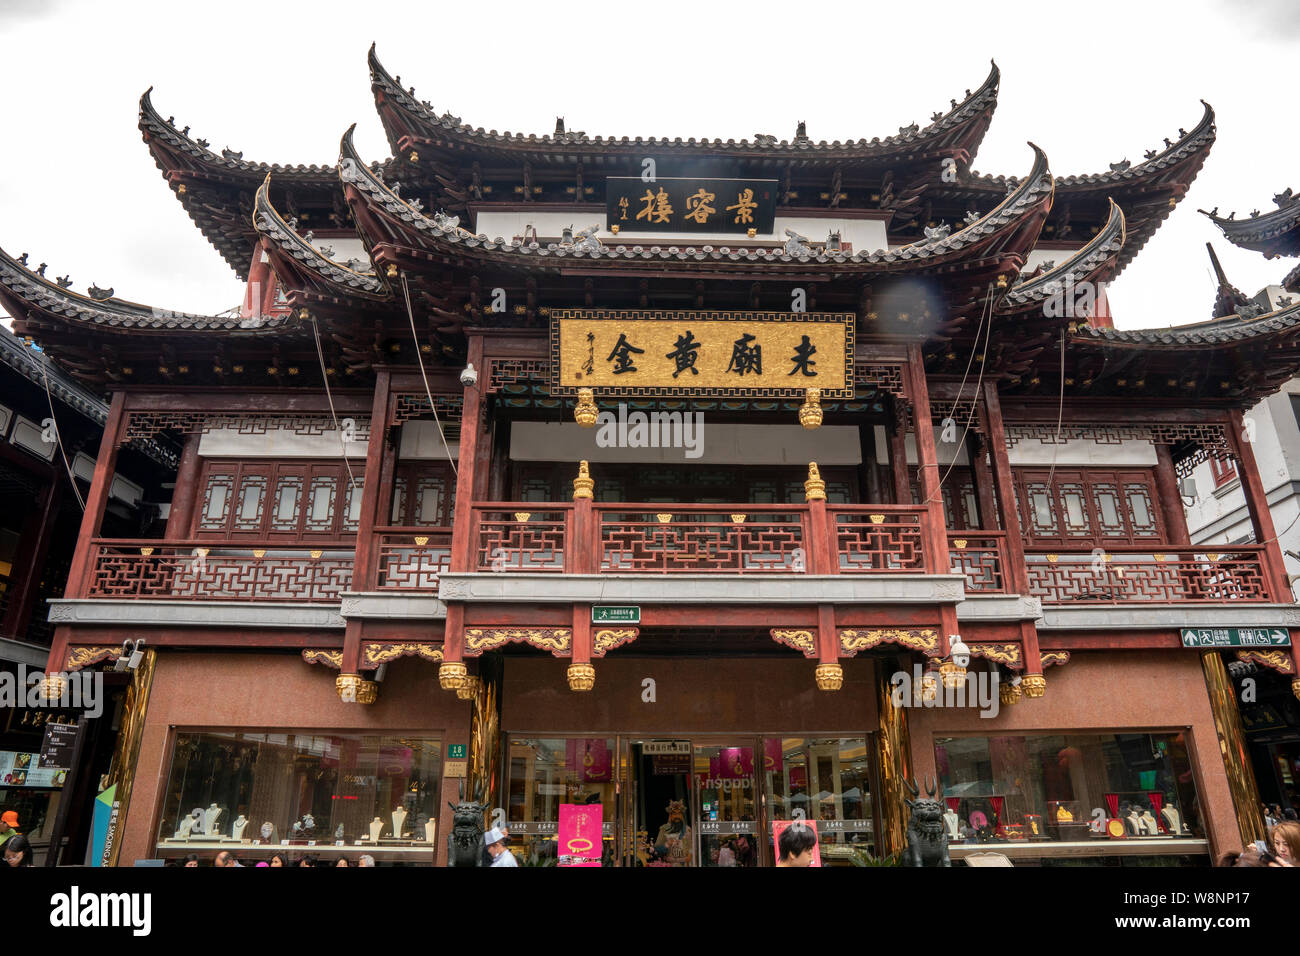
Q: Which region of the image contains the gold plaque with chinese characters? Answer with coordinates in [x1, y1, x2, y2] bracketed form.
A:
[550, 309, 854, 398]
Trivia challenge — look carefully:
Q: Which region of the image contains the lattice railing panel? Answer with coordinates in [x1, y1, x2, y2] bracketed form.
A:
[1026, 548, 1269, 604]
[832, 510, 926, 572]
[949, 533, 1006, 592]
[375, 531, 452, 590]
[599, 510, 805, 573]
[122, 413, 370, 443]
[86, 541, 353, 602]
[473, 511, 568, 571]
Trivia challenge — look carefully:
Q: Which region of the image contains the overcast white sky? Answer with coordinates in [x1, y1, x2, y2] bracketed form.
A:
[1, 0, 1297, 331]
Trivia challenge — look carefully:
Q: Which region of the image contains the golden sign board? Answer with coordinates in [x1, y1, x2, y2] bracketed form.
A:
[550, 309, 854, 398]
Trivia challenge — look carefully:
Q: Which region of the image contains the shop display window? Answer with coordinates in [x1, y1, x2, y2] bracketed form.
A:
[505, 737, 617, 866]
[934, 732, 1203, 851]
[156, 731, 441, 864]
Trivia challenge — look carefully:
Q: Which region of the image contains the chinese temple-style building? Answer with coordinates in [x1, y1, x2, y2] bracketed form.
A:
[4, 48, 1299, 866]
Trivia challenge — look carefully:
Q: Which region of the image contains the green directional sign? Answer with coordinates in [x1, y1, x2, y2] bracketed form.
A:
[593, 606, 640, 624]
[1180, 627, 1291, 648]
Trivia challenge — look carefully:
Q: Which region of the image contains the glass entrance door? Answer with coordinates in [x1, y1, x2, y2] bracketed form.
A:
[692, 741, 761, 867]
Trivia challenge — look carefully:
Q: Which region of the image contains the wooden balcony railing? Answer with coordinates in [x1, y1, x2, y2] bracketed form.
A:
[83, 540, 353, 603]
[949, 532, 1008, 593]
[1025, 546, 1271, 604]
[831, 506, 927, 573]
[373, 527, 452, 590]
[599, 505, 805, 573]
[468, 502, 935, 575]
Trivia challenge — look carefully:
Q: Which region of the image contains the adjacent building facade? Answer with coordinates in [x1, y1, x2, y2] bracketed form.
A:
[2, 51, 1297, 866]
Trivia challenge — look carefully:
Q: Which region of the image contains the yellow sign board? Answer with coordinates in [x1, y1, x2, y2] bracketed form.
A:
[550, 310, 854, 398]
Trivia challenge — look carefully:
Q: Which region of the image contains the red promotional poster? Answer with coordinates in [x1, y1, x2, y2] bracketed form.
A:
[558, 804, 603, 867]
[771, 819, 821, 867]
[762, 738, 784, 774]
[565, 738, 612, 783]
[711, 747, 754, 780]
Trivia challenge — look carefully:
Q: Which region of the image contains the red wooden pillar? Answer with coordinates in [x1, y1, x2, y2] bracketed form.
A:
[341, 369, 392, 677]
[48, 391, 127, 672]
[164, 432, 202, 540]
[1229, 409, 1290, 602]
[1154, 443, 1191, 546]
[970, 435, 1000, 531]
[442, 336, 486, 686]
[979, 382, 1043, 687]
[905, 346, 959, 662]
[905, 346, 947, 576]
[1, 479, 59, 639]
[888, 402, 911, 505]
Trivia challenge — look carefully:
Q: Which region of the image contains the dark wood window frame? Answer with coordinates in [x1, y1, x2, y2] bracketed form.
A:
[1011, 468, 1164, 548]
[193, 459, 364, 543]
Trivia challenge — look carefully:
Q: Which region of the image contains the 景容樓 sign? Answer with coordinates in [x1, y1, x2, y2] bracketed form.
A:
[605, 177, 778, 235]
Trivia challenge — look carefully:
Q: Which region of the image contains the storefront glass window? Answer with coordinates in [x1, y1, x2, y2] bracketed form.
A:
[764, 737, 875, 865]
[934, 732, 1203, 847]
[156, 732, 441, 863]
[505, 737, 616, 866]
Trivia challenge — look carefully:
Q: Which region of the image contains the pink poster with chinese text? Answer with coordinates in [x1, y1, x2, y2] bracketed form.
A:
[558, 804, 603, 867]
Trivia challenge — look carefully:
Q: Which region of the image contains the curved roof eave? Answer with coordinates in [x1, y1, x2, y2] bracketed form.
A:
[253, 175, 393, 304]
[1000, 199, 1126, 313]
[0, 242, 294, 336]
[369, 44, 1000, 165]
[342, 128, 1053, 277]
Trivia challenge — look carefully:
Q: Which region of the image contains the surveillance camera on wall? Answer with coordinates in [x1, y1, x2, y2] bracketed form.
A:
[460, 363, 478, 387]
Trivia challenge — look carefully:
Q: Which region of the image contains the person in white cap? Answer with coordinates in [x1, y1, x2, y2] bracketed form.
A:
[484, 827, 517, 867]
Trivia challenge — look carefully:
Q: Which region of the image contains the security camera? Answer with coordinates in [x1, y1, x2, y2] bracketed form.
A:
[114, 639, 145, 672]
[460, 363, 478, 387]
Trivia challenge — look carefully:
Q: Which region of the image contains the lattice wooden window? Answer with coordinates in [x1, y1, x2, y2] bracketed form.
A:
[908, 467, 979, 529]
[1209, 456, 1237, 489]
[389, 463, 455, 527]
[194, 461, 362, 541]
[1012, 469, 1165, 547]
[198, 472, 236, 531]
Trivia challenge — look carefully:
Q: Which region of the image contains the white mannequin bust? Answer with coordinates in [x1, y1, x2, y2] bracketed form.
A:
[1125, 810, 1143, 836]
[943, 809, 960, 840]
[369, 817, 384, 842]
[174, 809, 202, 839]
[1161, 807, 1186, 834]
[204, 804, 223, 836]
[391, 807, 408, 839]
[424, 819, 437, 843]
[230, 815, 248, 840]
[1139, 810, 1159, 835]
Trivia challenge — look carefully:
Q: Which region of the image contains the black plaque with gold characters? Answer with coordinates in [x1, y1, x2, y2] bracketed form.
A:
[606, 178, 778, 235]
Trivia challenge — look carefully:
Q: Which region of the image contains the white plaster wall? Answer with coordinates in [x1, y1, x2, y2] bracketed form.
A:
[1006, 437, 1156, 467]
[472, 211, 887, 254]
[397, 420, 459, 461]
[197, 426, 365, 458]
[509, 421, 860, 465]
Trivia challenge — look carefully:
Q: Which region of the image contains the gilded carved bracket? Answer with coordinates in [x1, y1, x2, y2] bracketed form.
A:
[967, 642, 1023, 670]
[463, 627, 572, 657]
[1039, 650, 1071, 669]
[301, 648, 344, 669]
[1235, 649, 1296, 675]
[65, 646, 120, 672]
[839, 628, 940, 658]
[362, 643, 444, 668]
[592, 628, 639, 658]
[770, 628, 817, 658]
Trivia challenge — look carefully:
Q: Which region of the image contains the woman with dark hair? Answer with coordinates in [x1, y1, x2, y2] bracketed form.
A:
[269, 852, 287, 868]
[297, 854, 318, 868]
[3, 835, 34, 867]
[182, 854, 200, 868]
[334, 857, 351, 867]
